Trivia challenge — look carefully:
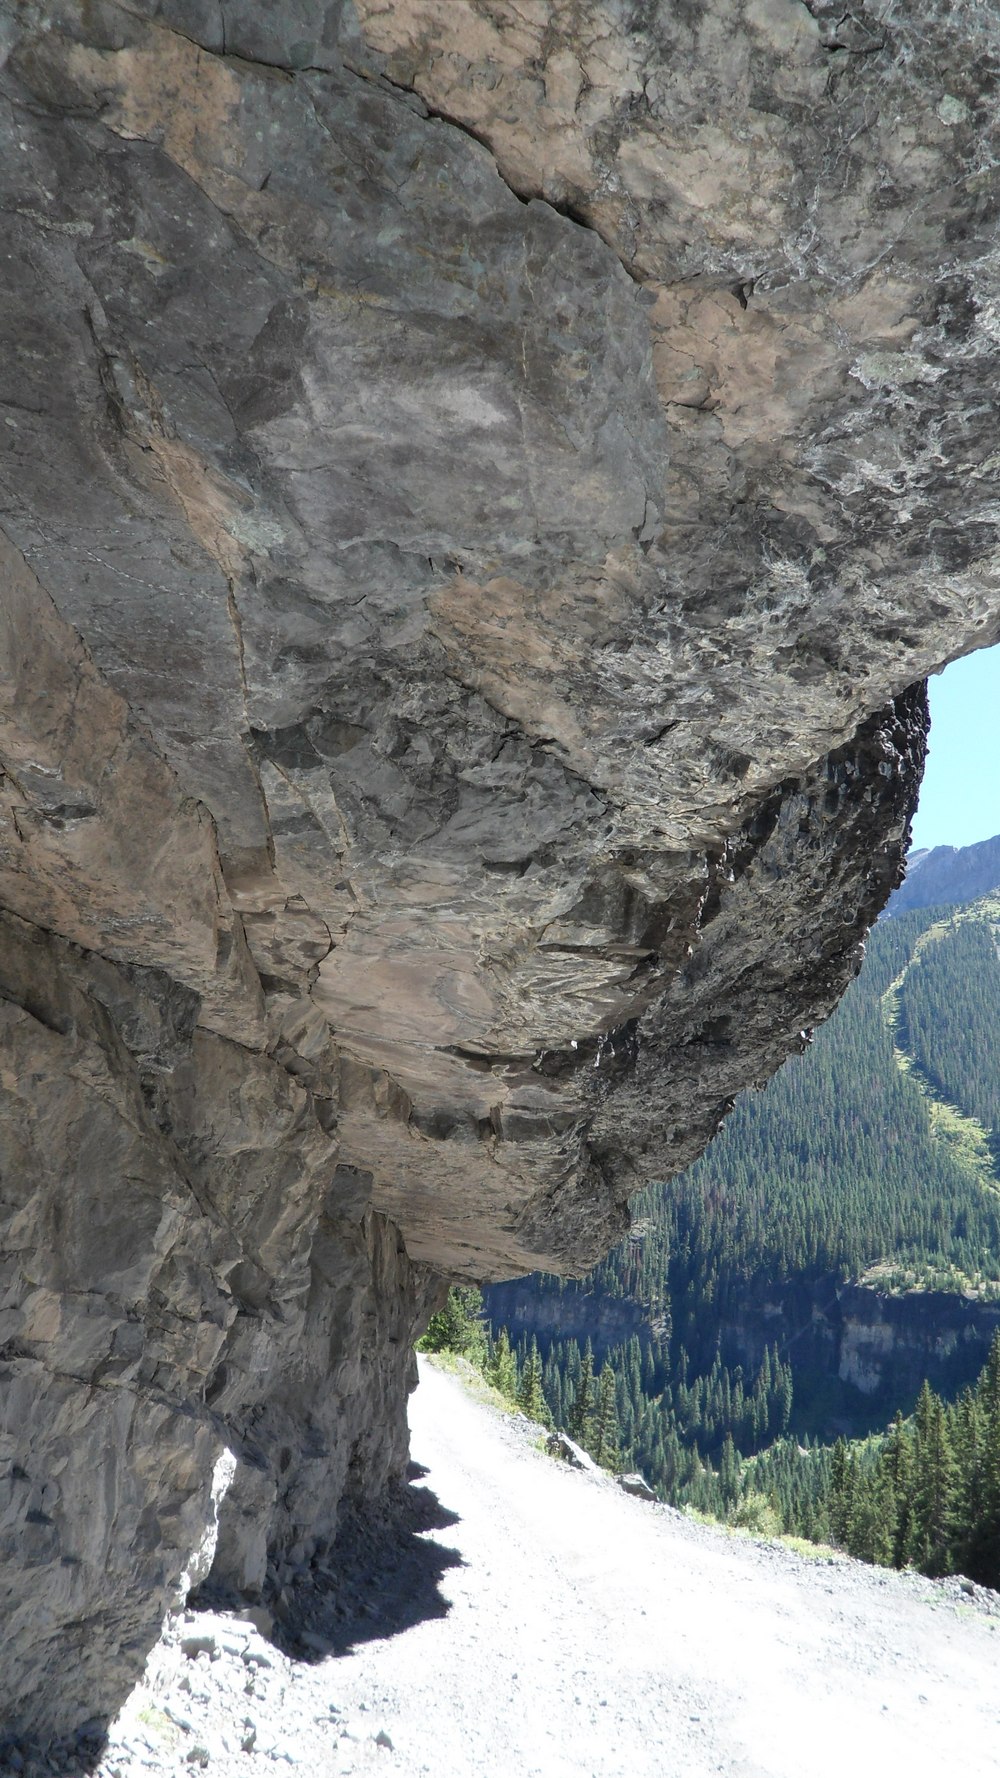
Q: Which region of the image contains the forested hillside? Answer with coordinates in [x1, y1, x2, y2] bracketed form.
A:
[582, 895, 1000, 1308]
[485, 853, 1000, 1522]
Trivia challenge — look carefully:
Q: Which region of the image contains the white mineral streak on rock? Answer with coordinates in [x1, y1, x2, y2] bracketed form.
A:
[177, 1449, 239, 1604]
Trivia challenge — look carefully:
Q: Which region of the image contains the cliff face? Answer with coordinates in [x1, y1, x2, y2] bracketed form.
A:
[486, 1273, 1000, 1430]
[834, 1286, 1000, 1402]
[2, 0, 1000, 1746]
[715, 1278, 1000, 1416]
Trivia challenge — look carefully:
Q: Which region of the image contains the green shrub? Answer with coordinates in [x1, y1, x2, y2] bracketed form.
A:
[418, 1286, 488, 1367]
[730, 1491, 783, 1538]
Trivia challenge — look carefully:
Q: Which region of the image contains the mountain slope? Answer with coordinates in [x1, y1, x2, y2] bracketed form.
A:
[888, 834, 1000, 915]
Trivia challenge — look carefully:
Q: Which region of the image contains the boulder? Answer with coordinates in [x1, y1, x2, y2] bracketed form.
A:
[546, 1433, 601, 1475]
[619, 1474, 658, 1504]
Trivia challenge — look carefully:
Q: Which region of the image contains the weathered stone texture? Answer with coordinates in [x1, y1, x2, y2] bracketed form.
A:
[0, 0, 998, 1745]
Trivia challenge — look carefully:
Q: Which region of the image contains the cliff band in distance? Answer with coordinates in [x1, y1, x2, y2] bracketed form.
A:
[1, 0, 999, 1746]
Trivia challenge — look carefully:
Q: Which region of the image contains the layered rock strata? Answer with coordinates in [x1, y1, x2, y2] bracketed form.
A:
[1, 0, 999, 1745]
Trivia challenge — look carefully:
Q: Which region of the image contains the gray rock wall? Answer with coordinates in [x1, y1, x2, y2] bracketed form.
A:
[1, 0, 999, 1745]
[0, 898, 438, 1742]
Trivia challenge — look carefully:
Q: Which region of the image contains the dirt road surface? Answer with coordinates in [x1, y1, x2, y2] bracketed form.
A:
[88, 1357, 1000, 1778]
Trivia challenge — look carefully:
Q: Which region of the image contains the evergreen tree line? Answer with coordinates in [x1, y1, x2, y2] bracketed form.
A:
[423, 1293, 1000, 1589]
[418, 1286, 623, 1471]
[823, 1331, 1000, 1584]
[523, 1327, 794, 1503]
[425, 1289, 795, 1506]
[487, 1325, 625, 1472]
[687, 1331, 1000, 1589]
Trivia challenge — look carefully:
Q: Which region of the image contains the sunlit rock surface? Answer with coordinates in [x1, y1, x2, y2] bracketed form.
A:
[1, 0, 998, 1745]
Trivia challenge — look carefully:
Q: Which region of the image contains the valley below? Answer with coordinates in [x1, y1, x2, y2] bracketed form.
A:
[68, 1360, 1000, 1778]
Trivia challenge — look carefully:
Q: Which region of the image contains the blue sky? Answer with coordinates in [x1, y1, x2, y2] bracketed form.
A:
[909, 645, 1000, 852]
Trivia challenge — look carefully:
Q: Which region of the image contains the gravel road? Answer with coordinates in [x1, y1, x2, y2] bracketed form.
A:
[77, 1357, 1000, 1778]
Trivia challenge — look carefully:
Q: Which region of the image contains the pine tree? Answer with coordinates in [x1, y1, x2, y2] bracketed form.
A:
[488, 1327, 519, 1401]
[882, 1412, 914, 1569]
[950, 1388, 982, 1575]
[968, 1331, 1000, 1585]
[778, 1362, 793, 1435]
[718, 1433, 740, 1508]
[828, 1439, 851, 1546]
[911, 1383, 957, 1576]
[420, 1286, 487, 1362]
[592, 1363, 620, 1470]
[845, 1464, 878, 1564]
[542, 1351, 565, 1424]
[518, 1338, 549, 1425]
[568, 1340, 597, 1448]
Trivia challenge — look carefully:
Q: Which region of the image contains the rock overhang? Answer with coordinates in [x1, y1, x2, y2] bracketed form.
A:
[1, 0, 999, 1746]
[3, 0, 996, 1276]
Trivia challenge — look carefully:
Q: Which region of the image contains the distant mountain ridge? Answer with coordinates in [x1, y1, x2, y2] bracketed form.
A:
[888, 832, 1000, 915]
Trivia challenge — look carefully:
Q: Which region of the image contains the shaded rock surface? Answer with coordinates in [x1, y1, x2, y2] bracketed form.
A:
[833, 1283, 1000, 1403]
[1, 0, 1000, 1746]
[618, 1471, 658, 1502]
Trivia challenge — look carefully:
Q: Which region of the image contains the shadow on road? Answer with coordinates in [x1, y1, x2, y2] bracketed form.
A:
[197, 1457, 465, 1664]
[0, 1467, 464, 1776]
